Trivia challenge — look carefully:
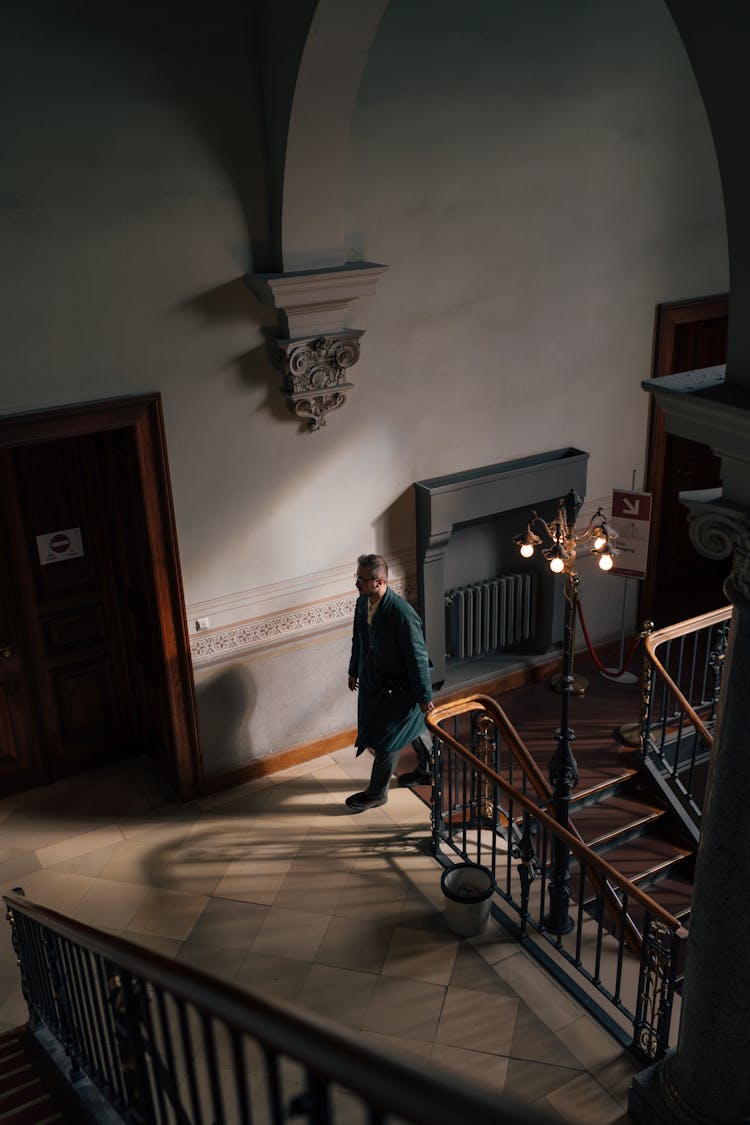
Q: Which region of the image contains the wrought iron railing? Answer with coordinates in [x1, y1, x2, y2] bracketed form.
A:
[425, 696, 687, 1063]
[639, 606, 732, 837]
[3, 888, 551, 1125]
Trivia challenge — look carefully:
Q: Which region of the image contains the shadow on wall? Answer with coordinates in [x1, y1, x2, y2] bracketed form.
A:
[195, 665, 258, 776]
[179, 279, 288, 424]
[19, 0, 273, 272]
[372, 487, 417, 559]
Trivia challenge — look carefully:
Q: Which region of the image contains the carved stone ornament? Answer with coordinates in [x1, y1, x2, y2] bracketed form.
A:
[683, 497, 750, 605]
[276, 331, 364, 431]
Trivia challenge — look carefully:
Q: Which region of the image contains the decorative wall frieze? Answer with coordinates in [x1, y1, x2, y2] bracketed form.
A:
[189, 572, 417, 667]
[276, 331, 363, 430]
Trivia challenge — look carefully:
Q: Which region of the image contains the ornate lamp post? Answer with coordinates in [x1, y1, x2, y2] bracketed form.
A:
[514, 489, 619, 933]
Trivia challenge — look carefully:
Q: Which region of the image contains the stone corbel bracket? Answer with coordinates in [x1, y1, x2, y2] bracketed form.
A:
[276, 331, 363, 431]
[248, 261, 387, 431]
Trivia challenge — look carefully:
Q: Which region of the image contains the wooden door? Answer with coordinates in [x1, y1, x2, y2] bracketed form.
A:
[0, 475, 43, 793]
[641, 296, 730, 627]
[3, 436, 137, 781]
[0, 395, 201, 799]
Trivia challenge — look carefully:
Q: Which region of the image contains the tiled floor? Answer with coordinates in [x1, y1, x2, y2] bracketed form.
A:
[0, 749, 636, 1123]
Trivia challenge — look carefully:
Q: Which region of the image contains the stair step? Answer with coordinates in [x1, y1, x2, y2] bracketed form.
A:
[573, 764, 639, 802]
[0, 1076, 53, 1114]
[0, 1065, 34, 1095]
[593, 832, 693, 884]
[0, 1029, 72, 1125]
[0, 1039, 23, 1062]
[0, 1104, 64, 1125]
[570, 794, 666, 848]
[628, 871, 694, 925]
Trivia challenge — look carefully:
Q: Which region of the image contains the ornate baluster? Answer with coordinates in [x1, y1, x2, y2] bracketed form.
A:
[5, 888, 34, 1028]
[633, 918, 676, 1062]
[637, 620, 655, 764]
[108, 969, 152, 1125]
[473, 711, 496, 824]
[430, 735, 446, 852]
[708, 620, 729, 724]
[517, 812, 540, 934]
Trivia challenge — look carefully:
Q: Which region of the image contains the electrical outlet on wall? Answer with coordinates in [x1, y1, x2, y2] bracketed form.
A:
[196, 618, 210, 631]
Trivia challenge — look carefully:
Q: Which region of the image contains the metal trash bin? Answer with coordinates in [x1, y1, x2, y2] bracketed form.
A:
[440, 861, 494, 937]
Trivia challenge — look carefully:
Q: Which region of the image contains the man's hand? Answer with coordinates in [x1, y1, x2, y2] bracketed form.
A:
[419, 700, 435, 714]
[348, 675, 358, 691]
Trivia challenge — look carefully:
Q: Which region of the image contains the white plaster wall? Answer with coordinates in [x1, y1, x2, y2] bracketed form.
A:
[194, 625, 354, 775]
[0, 1, 729, 776]
[341, 0, 728, 647]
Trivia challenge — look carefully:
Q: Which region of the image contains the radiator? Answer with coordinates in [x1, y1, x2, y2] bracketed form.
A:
[445, 573, 536, 660]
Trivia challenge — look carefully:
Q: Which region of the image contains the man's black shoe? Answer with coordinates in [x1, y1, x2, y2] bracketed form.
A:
[397, 770, 432, 788]
[345, 791, 388, 812]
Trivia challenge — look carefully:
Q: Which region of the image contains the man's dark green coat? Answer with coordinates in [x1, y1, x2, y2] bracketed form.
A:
[348, 585, 433, 755]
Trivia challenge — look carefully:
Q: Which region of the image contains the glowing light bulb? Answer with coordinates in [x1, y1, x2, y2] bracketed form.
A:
[593, 533, 607, 551]
[520, 543, 534, 558]
[549, 556, 565, 574]
[598, 552, 614, 571]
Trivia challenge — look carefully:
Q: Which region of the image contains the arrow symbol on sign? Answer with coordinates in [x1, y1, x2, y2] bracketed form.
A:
[622, 497, 640, 516]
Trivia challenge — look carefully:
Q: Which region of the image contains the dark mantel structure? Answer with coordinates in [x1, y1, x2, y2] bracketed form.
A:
[415, 448, 589, 687]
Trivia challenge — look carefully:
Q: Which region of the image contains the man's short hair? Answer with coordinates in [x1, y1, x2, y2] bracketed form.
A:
[357, 553, 388, 579]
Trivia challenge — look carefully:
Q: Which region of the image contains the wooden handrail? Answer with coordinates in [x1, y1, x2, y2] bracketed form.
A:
[426, 696, 645, 954]
[425, 698, 687, 938]
[427, 693, 553, 803]
[3, 890, 547, 1125]
[644, 605, 732, 750]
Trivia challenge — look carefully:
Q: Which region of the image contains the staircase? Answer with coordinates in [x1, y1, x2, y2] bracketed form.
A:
[491, 652, 698, 943]
[401, 655, 698, 947]
[0, 1027, 74, 1124]
[568, 754, 695, 942]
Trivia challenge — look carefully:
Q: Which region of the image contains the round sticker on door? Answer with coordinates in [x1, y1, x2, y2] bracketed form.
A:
[50, 533, 71, 554]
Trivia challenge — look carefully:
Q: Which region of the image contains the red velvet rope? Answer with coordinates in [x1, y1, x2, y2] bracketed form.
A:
[576, 597, 641, 678]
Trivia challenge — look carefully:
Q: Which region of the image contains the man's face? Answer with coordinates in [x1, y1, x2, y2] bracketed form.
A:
[355, 568, 383, 595]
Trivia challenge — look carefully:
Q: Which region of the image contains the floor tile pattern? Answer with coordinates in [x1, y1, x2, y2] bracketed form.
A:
[0, 751, 636, 1122]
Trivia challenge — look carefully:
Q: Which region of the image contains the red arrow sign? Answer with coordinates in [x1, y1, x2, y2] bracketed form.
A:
[612, 490, 652, 522]
[610, 490, 652, 579]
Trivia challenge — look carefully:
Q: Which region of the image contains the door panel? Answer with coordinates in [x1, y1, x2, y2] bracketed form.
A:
[7, 435, 137, 780]
[0, 465, 42, 793]
[53, 658, 118, 740]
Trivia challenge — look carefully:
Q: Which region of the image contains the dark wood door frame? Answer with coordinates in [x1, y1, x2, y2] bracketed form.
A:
[0, 393, 202, 799]
[641, 294, 729, 625]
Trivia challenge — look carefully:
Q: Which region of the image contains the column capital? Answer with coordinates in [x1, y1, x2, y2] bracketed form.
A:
[682, 497, 750, 607]
[276, 330, 363, 431]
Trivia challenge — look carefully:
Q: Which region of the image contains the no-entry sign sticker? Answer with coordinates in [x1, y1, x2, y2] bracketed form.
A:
[36, 527, 85, 566]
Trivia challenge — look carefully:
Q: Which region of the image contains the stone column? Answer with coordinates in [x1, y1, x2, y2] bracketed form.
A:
[629, 503, 750, 1123]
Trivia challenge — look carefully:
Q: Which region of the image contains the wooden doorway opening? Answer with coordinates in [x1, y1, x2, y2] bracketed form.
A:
[0, 394, 201, 799]
[641, 295, 730, 627]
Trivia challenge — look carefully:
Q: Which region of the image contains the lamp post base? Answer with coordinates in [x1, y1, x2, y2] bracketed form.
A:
[543, 911, 575, 936]
[618, 722, 641, 747]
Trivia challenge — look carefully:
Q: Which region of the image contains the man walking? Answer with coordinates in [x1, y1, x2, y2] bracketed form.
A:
[346, 554, 435, 812]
